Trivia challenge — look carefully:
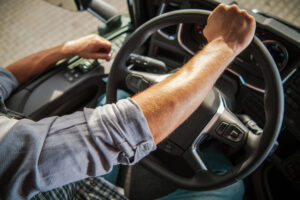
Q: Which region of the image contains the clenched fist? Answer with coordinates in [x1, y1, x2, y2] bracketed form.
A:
[203, 4, 256, 56]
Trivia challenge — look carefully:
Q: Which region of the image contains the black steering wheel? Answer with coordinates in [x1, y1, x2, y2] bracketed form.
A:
[106, 9, 284, 190]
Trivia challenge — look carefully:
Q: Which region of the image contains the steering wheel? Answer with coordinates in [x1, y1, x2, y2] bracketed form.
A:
[106, 9, 284, 190]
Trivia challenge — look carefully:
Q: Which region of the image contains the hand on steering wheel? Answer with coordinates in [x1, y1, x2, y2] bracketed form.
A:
[204, 4, 255, 56]
[106, 5, 284, 190]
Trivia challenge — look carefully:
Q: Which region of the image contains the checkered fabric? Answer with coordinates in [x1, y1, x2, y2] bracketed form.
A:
[31, 177, 128, 200]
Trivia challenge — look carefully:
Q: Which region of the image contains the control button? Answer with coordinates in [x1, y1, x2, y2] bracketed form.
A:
[64, 72, 71, 78]
[230, 130, 239, 138]
[79, 64, 90, 73]
[223, 125, 244, 143]
[73, 73, 80, 78]
[67, 76, 74, 82]
[216, 122, 229, 135]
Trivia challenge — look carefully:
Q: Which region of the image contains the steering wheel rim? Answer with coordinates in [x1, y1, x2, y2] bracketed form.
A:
[106, 9, 284, 190]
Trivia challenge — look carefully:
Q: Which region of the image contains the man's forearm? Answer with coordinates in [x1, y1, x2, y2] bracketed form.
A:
[6, 34, 112, 84]
[133, 38, 235, 144]
[6, 44, 74, 84]
[133, 4, 255, 144]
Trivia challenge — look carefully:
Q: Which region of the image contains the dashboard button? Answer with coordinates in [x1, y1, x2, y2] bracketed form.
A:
[230, 130, 239, 138]
[223, 125, 244, 143]
[67, 76, 74, 82]
[73, 73, 80, 78]
[64, 72, 70, 78]
[216, 122, 229, 135]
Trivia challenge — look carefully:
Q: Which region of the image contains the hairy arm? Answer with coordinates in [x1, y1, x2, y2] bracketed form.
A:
[133, 4, 256, 144]
[6, 34, 111, 84]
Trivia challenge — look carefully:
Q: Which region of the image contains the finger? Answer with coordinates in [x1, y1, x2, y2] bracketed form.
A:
[90, 53, 111, 61]
[98, 43, 112, 54]
[215, 3, 227, 11]
[229, 4, 239, 12]
[98, 46, 111, 54]
[208, 4, 226, 22]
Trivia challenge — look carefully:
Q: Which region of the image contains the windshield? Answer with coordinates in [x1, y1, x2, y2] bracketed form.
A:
[236, 0, 300, 29]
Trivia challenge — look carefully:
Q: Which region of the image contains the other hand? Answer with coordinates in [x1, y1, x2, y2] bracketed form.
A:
[65, 34, 112, 60]
[203, 4, 256, 56]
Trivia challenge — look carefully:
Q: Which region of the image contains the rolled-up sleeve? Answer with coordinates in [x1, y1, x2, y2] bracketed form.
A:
[0, 98, 156, 199]
[0, 68, 19, 100]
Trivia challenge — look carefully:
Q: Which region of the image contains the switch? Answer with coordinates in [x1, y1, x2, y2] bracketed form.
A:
[67, 76, 74, 82]
[73, 73, 80, 78]
[64, 72, 71, 78]
[230, 130, 239, 138]
[216, 122, 229, 135]
[223, 125, 244, 143]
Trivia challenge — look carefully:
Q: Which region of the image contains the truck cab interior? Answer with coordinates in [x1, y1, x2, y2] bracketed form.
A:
[5, 0, 300, 199]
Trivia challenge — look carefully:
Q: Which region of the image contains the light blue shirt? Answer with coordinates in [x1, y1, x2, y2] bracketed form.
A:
[0, 68, 156, 199]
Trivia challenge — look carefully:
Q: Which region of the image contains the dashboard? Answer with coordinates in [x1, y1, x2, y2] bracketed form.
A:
[129, 0, 300, 137]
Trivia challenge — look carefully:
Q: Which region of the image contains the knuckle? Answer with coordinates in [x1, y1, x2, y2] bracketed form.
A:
[217, 4, 227, 10]
[246, 15, 255, 24]
[240, 10, 247, 15]
[229, 4, 239, 11]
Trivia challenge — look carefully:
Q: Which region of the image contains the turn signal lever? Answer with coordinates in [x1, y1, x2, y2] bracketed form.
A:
[127, 53, 168, 73]
[238, 114, 263, 135]
[239, 114, 279, 155]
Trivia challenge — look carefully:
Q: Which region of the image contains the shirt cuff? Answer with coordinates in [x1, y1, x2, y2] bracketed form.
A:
[119, 98, 157, 164]
[86, 98, 156, 166]
[0, 67, 19, 100]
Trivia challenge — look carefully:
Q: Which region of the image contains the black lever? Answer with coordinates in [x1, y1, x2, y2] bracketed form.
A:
[238, 114, 263, 135]
[128, 54, 168, 73]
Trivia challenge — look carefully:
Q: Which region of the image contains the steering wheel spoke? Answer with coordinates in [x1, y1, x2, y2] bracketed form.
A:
[188, 92, 249, 150]
[181, 92, 250, 176]
[206, 107, 249, 149]
[183, 135, 210, 172]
